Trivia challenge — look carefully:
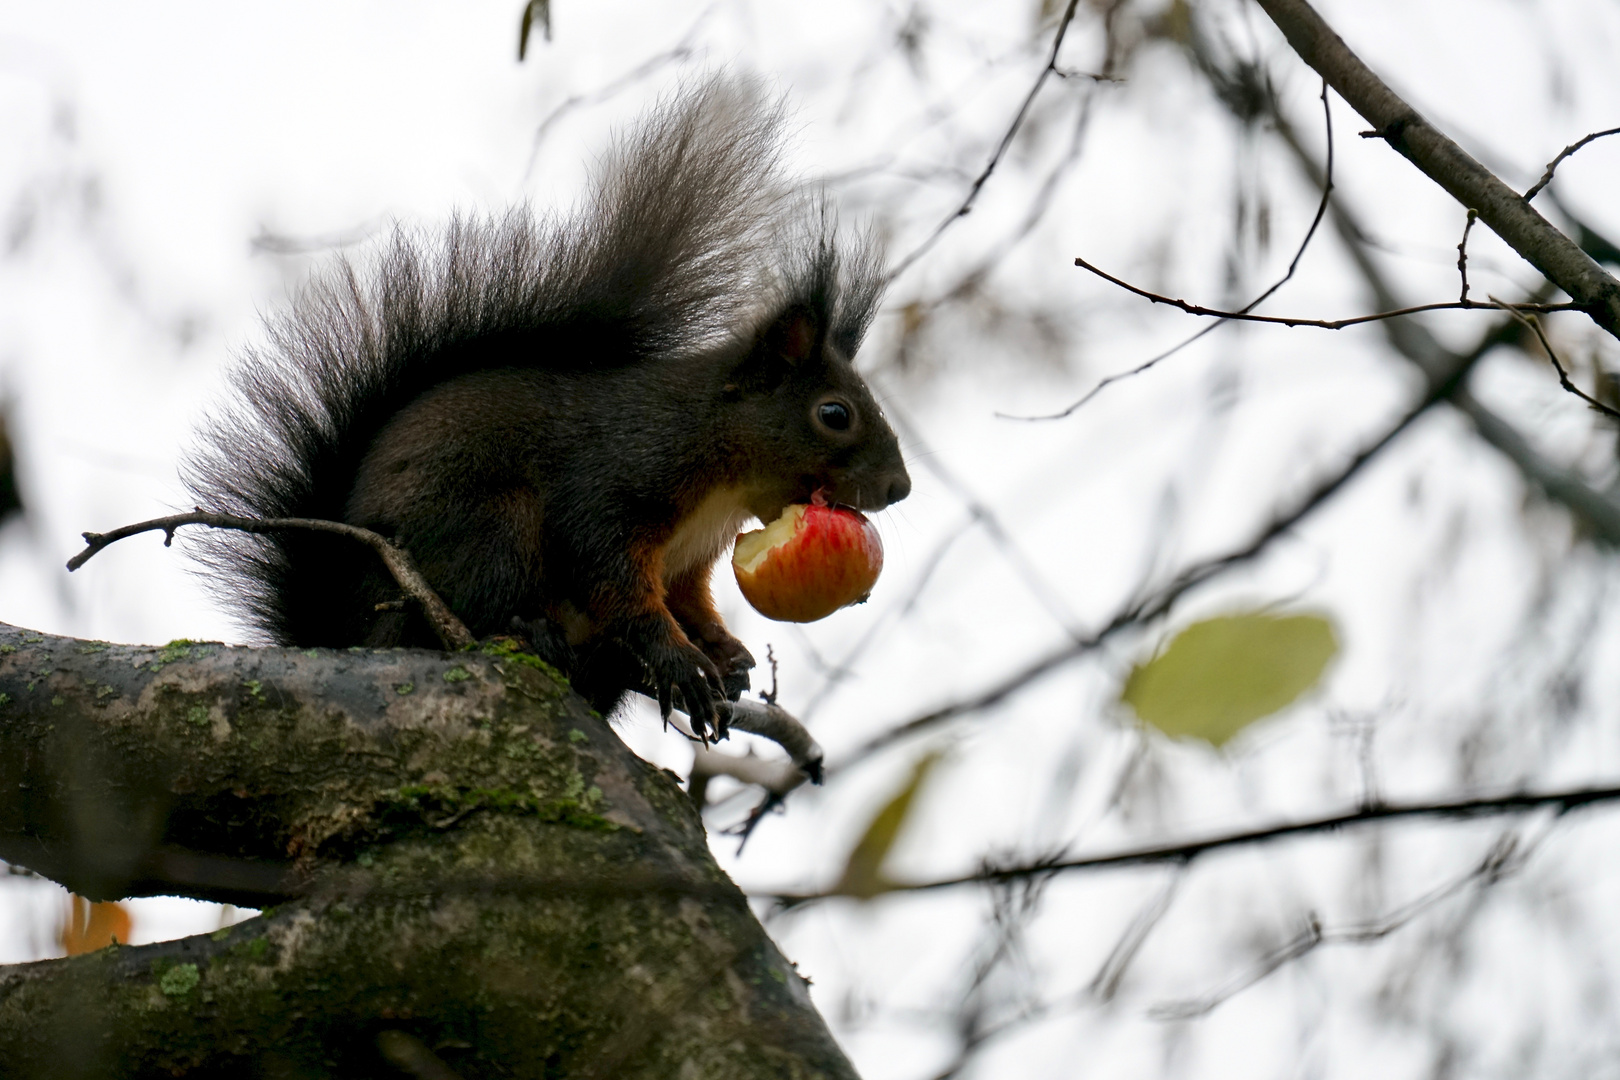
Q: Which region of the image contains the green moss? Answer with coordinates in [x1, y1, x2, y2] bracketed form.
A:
[243, 679, 264, 700]
[568, 729, 588, 743]
[147, 640, 201, 671]
[477, 637, 565, 675]
[77, 642, 108, 654]
[0, 644, 14, 654]
[157, 963, 200, 998]
[50, 696, 64, 707]
[395, 682, 415, 695]
[0, 694, 10, 707]
[442, 667, 472, 684]
[96, 684, 118, 700]
[185, 706, 209, 727]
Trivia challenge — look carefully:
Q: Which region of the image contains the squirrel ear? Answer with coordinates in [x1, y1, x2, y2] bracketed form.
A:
[770, 309, 818, 365]
[731, 307, 822, 391]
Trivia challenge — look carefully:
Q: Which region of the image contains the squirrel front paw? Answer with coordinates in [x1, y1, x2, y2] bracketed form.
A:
[683, 623, 755, 703]
[625, 617, 728, 740]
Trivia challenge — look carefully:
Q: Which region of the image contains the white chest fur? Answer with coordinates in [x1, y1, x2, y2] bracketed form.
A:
[663, 487, 756, 582]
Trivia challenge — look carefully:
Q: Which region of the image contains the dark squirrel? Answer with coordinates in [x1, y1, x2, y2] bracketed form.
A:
[183, 77, 911, 735]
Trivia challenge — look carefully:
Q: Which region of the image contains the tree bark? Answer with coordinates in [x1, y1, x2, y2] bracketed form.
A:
[0, 622, 856, 1080]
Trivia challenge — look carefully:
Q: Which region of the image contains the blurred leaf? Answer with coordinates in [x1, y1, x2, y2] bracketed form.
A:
[60, 894, 132, 956]
[518, 0, 552, 60]
[1122, 612, 1338, 747]
[833, 750, 943, 899]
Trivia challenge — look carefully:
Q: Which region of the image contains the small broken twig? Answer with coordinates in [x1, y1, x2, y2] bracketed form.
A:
[1523, 126, 1620, 203]
[67, 509, 475, 650]
[1457, 207, 1478, 302]
[1489, 296, 1620, 421]
[670, 697, 824, 788]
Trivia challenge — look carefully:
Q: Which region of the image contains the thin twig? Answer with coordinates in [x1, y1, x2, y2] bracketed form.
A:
[518, 12, 707, 187]
[1146, 826, 1536, 1020]
[1004, 77, 1337, 422]
[1523, 126, 1620, 203]
[1252, 0, 1620, 340]
[830, 354, 1471, 776]
[1070, 254, 1578, 329]
[1238, 52, 1620, 541]
[67, 510, 475, 649]
[1489, 296, 1620, 420]
[883, 0, 1087, 285]
[765, 782, 1620, 904]
[1456, 207, 1478, 302]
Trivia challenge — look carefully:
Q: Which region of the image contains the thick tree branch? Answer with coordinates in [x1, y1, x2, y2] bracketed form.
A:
[0, 622, 854, 1079]
[1251, 0, 1620, 341]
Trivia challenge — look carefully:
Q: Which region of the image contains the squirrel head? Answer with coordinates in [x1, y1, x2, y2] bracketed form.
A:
[721, 304, 911, 524]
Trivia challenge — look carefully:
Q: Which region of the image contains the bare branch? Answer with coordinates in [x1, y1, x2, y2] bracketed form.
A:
[1456, 207, 1478, 302]
[1070, 254, 1577, 329]
[1251, 0, 1620, 340]
[1489, 296, 1620, 420]
[1523, 126, 1620, 203]
[1006, 77, 1338, 422]
[1146, 828, 1534, 1020]
[766, 783, 1620, 905]
[690, 747, 805, 798]
[1241, 61, 1620, 542]
[67, 510, 475, 650]
[884, 0, 1090, 284]
[830, 365, 1458, 773]
[519, 13, 705, 186]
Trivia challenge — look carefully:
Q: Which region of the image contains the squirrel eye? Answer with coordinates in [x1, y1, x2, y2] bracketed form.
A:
[817, 401, 852, 432]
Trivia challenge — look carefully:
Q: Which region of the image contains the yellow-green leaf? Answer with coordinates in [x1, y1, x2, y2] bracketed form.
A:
[1121, 612, 1338, 747]
[833, 751, 943, 900]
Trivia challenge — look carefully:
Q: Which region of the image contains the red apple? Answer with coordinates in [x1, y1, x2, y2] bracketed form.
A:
[732, 503, 884, 623]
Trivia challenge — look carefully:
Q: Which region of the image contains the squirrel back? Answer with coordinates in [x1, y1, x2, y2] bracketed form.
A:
[184, 76, 910, 731]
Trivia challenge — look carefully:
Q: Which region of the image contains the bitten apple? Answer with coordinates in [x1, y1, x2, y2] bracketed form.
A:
[732, 503, 884, 622]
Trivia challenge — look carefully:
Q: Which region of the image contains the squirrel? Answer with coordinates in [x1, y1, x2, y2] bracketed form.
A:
[182, 76, 911, 737]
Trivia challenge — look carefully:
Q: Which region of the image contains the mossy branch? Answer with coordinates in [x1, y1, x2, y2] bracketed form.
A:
[0, 622, 855, 1079]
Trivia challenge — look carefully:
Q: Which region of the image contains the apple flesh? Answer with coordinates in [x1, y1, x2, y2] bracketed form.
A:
[732, 503, 884, 623]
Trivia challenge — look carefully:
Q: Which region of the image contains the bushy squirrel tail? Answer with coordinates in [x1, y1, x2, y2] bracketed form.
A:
[183, 74, 868, 645]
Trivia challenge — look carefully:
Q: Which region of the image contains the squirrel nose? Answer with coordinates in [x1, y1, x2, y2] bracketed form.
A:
[883, 470, 912, 507]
